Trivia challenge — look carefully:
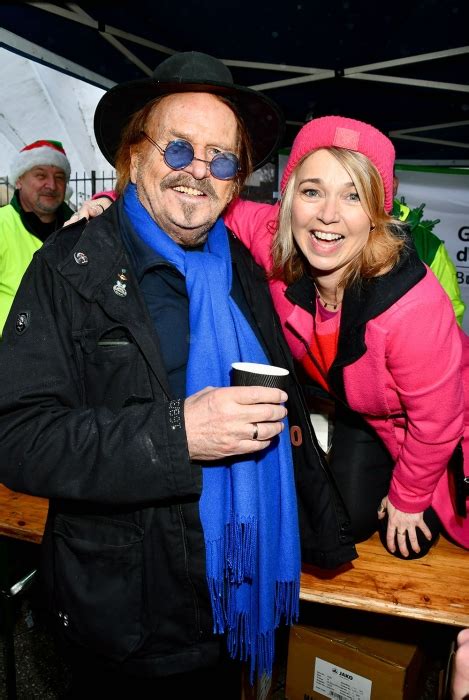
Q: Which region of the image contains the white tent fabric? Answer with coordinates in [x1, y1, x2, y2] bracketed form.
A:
[0, 48, 113, 184]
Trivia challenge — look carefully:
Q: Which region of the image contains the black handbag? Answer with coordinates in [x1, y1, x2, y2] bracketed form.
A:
[448, 441, 469, 518]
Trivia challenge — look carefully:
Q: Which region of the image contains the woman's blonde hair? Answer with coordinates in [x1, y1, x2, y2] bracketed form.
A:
[272, 147, 406, 287]
[114, 94, 253, 198]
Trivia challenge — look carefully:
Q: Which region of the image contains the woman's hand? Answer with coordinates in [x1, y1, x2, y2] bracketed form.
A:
[378, 496, 432, 557]
[64, 196, 112, 226]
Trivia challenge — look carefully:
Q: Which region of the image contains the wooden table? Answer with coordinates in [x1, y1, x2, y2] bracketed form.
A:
[300, 530, 469, 628]
[0, 484, 48, 699]
[0, 484, 48, 544]
[0, 481, 467, 628]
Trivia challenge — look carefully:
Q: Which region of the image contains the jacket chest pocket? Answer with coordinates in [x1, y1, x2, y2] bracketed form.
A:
[76, 326, 153, 412]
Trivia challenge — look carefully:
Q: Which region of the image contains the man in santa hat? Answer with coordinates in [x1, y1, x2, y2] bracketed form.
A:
[0, 139, 73, 333]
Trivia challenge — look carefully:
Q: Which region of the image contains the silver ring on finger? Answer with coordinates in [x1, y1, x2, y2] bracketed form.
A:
[252, 423, 259, 440]
[397, 530, 406, 536]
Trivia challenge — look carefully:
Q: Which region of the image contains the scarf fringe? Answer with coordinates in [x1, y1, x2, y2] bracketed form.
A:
[208, 523, 299, 679]
[227, 611, 250, 662]
[212, 581, 299, 682]
[275, 580, 300, 626]
[207, 576, 226, 633]
[206, 536, 226, 633]
[254, 631, 274, 684]
[226, 613, 274, 684]
[225, 516, 257, 583]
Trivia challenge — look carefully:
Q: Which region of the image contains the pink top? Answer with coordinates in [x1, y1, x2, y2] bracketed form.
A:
[301, 302, 340, 392]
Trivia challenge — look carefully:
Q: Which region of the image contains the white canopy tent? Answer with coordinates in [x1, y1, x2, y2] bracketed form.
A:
[0, 47, 113, 205]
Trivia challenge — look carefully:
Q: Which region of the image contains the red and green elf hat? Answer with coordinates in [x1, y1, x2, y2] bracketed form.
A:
[10, 139, 71, 185]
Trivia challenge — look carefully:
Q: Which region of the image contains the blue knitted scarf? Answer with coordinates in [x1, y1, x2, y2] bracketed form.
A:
[124, 184, 300, 679]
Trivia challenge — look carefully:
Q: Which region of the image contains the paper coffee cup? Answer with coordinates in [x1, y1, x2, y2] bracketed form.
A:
[231, 362, 289, 390]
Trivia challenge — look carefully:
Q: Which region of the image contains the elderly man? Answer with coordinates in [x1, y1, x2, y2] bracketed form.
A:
[0, 52, 355, 697]
[0, 139, 73, 332]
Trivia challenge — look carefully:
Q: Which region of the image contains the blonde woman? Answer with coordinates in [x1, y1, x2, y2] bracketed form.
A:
[224, 115, 468, 558]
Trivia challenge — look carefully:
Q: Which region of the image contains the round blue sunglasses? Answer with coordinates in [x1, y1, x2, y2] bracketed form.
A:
[141, 131, 240, 180]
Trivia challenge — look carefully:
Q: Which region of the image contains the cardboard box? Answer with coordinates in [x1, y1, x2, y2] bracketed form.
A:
[285, 623, 427, 700]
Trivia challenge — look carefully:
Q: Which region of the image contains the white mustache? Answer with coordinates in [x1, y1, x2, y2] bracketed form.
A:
[161, 174, 218, 199]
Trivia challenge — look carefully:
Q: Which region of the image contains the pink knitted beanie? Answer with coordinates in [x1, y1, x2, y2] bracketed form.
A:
[280, 116, 395, 212]
[11, 140, 71, 185]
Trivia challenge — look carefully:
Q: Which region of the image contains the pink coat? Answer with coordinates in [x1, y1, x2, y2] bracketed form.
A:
[225, 199, 469, 547]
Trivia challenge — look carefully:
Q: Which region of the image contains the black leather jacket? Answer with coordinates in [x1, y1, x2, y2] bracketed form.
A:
[0, 204, 355, 676]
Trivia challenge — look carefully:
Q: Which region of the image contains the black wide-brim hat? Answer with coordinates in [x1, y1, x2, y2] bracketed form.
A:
[94, 51, 284, 171]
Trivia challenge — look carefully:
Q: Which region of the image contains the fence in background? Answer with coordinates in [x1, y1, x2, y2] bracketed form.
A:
[68, 171, 117, 210]
[1, 162, 279, 208]
[0, 171, 117, 210]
